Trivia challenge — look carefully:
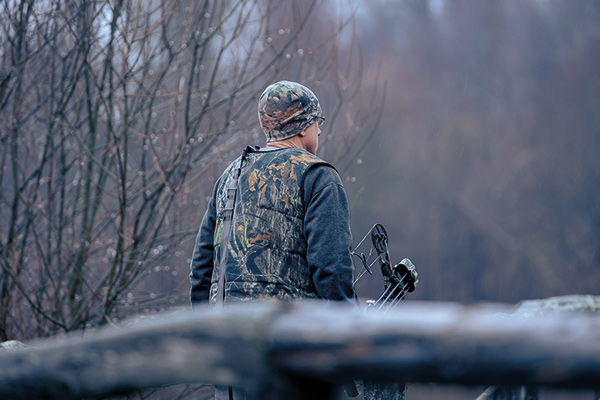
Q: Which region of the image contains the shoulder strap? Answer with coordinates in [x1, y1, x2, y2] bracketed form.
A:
[216, 147, 250, 307]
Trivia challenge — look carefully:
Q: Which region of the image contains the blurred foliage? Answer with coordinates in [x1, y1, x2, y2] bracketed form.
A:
[1, 0, 599, 344]
[348, 0, 600, 303]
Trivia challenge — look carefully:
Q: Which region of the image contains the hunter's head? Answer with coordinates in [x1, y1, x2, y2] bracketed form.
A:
[258, 80, 324, 154]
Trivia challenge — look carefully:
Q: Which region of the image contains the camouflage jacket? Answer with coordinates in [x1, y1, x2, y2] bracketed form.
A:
[190, 146, 355, 306]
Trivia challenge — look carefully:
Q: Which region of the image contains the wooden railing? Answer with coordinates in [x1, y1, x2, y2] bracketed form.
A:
[1, 297, 600, 399]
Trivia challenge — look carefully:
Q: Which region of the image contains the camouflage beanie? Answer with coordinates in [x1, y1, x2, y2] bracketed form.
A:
[258, 80, 324, 142]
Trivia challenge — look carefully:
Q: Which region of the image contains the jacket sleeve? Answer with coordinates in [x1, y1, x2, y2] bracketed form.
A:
[189, 181, 219, 307]
[303, 164, 356, 303]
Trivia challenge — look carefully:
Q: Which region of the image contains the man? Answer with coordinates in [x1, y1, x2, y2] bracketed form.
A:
[189, 80, 355, 306]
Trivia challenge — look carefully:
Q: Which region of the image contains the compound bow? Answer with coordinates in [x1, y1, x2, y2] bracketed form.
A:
[352, 223, 419, 312]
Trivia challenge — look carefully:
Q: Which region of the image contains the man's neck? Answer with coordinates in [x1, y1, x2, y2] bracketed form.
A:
[268, 136, 303, 150]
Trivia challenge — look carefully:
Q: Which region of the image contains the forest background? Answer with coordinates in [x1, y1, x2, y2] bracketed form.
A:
[1, 0, 599, 346]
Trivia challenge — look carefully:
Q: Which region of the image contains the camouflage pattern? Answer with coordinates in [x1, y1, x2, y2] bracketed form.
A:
[363, 381, 407, 400]
[258, 80, 324, 142]
[209, 147, 331, 304]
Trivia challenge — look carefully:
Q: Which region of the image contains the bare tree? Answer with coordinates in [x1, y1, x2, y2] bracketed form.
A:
[0, 0, 373, 340]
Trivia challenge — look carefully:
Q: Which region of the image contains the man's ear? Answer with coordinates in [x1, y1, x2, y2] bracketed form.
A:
[298, 129, 307, 137]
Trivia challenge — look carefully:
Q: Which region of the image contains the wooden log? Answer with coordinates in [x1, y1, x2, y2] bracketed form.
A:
[1, 300, 600, 399]
[474, 294, 600, 400]
[0, 304, 279, 399]
[267, 301, 600, 390]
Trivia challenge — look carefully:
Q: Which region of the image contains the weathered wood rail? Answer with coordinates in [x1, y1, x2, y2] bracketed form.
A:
[1, 298, 600, 399]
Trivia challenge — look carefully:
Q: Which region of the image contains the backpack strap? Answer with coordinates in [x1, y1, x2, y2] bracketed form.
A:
[215, 147, 250, 307]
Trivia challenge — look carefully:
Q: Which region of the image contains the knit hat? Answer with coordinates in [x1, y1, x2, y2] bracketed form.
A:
[258, 80, 324, 142]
